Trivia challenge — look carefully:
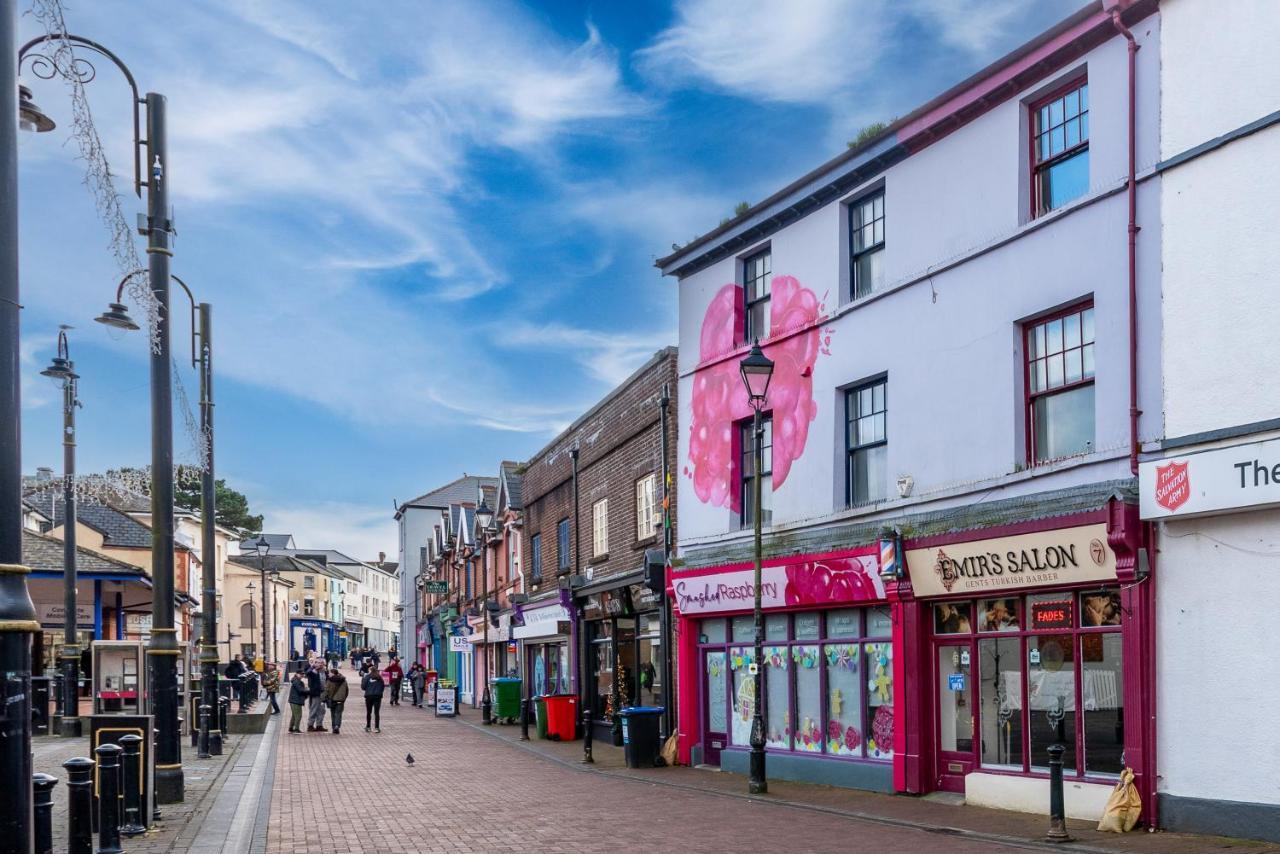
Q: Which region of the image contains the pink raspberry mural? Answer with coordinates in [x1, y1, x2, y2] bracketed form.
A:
[686, 276, 830, 513]
[785, 558, 882, 605]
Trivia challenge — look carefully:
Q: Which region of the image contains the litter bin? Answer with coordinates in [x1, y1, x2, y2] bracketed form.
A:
[491, 678, 522, 722]
[542, 694, 578, 741]
[619, 706, 664, 769]
[534, 696, 548, 739]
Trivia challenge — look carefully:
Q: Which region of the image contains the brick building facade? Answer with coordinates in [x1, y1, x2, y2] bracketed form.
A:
[519, 347, 678, 743]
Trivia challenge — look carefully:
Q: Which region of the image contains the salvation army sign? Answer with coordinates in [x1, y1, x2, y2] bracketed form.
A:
[672, 550, 883, 616]
[1140, 435, 1280, 519]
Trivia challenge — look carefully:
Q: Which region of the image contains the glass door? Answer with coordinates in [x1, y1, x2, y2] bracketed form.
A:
[936, 641, 976, 792]
[703, 650, 728, 766]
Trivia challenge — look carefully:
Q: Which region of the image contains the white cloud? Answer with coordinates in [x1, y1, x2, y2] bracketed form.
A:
[497, 320, 673, 388]
[261, 500, 397, 563]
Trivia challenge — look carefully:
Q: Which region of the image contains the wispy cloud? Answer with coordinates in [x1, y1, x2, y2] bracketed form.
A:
[497, 320, 673, 387]
[260, 500, 398, 562]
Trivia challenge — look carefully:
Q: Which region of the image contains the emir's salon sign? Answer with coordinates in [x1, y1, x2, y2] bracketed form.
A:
[906, 523, 1117, 598]
[673, 552, 883, 616]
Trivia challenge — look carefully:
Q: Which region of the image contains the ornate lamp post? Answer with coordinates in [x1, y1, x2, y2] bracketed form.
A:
[475, 497, 495, 724]
[39, 329, 84, 737]
[739, 340, 774, 795]
[253, 536, 270, 668]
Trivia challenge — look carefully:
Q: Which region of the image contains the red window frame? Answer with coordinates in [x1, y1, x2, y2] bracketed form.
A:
[1028, 76, 1089, 218]
[1023, 300, 1095, 465]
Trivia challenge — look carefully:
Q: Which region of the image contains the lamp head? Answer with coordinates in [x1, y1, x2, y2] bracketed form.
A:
[39, 356, 77, 382]
[475, 497, 494, 532]
[739, 339, 775, 405]
[95, 302, 140, 331]
[18, 84, 55, 133]
[254, 535, 271, 558]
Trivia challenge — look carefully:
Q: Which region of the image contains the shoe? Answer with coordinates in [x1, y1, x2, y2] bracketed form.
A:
[375, 727, 380, 733]
[365, 726, 371, 732]
[306, 726, 315, 732]
[315, 726, 327, 732]
[333, 729, 340, 735]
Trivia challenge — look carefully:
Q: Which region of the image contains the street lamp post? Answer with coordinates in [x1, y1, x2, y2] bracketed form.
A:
[475, 498, 495, 725]
[253, 536, 270, 668]
[739, 340, 774, 796]
[40, 329, 84, 738]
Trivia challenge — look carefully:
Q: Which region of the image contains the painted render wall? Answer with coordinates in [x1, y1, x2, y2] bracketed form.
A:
[677, 24, 1162, 551]
[398, 505, 437, 655]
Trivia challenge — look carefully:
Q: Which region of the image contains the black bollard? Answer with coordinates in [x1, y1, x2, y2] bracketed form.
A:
[95, 743, 124, 854]
[519, 698, 530, 741]
[33, 772, 58, 854]
[197, 703, 212, 759]
[219, 694, 229, 741]
[581, 703, 594, 764]
[53, 672, 64, 717]
[119, 734, 146, 837]
[63, 756, 94, 854]
[1045, 743, 1072, 842]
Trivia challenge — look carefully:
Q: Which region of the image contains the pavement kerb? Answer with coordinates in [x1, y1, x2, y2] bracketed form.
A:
[448, 713, 1131, 854]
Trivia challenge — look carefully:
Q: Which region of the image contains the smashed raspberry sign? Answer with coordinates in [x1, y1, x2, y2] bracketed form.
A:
[673, 551, 883, 615]
[1154, 460, 1190, 512]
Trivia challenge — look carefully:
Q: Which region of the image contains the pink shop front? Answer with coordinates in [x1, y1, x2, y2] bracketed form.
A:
[673, 545, 898, 792]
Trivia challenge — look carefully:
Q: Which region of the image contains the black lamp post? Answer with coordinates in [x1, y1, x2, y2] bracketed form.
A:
[254, 536, 270, 668]
[40, 329, 84, 738]
[739, 339, 774, 795]
[475, 498, 495, 724]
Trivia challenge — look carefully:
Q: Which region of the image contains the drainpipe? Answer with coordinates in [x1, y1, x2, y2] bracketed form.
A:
[1108, 2, 1140, 475]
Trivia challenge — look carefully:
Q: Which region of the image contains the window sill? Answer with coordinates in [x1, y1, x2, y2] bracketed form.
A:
[631, 535, 658, 551]
[588, 553, 610, 565]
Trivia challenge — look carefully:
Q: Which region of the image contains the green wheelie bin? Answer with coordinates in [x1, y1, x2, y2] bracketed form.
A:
[534, 695, 548, 738]
[492, 677, 522, 723]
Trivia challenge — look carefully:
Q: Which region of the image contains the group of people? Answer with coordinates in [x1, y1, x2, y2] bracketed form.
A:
[279, 653, 406, 734]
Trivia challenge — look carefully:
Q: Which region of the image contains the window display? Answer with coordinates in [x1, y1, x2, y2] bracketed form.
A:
[764, 645, 789, 749]
[1028, 634, 1076, 772]
[1082, 631, 1123, 774]
[824, 643, 861, 755]
[979, 636, 1023, 770]
[934, 603, 971, 634]
[793, 645, 822, 752]
[706, 651, 728, 734]
[729, 647, 754, 746]
[979, 598, 1020, 632]
[864, 642, 894, 759]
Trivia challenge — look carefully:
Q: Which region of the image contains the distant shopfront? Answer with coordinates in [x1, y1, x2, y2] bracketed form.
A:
[515, 595, 572, 698]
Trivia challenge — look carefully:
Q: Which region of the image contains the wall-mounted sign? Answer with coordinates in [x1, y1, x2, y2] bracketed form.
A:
[125, 613, 152, 633]
[512, 603, 571, 640]
[423, 581, 448, 595]
[906, 524, 1115, 598]
[672, 550, 882, 616]
[449, 636, 471, 653]
[1029, 597, 1074, 630]
[1140, 435, 1280, 519]
[37, 603, 93, 628]
[289, 601, 300, 614]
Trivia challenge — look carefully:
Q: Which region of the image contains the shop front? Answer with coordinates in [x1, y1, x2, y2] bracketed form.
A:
[290, 618, 338, 659]
[514, 594, 573, 699]
[673, 546, 894, 791]
[896, 501, 1152, 823]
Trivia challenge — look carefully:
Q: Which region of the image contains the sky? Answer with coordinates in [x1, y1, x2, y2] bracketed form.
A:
[15, 0, 1085, 559]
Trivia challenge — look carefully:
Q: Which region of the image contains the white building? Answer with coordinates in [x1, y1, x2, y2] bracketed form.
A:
[1136, 0, 1280, 840]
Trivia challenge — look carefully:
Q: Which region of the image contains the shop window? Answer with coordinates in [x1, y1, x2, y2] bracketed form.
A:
[850, 191, 885, 298]
[592, 498, 609, 557]
[846, 378, 887, 506]
[824, 642, 862, 755]
[700, 618, 727, 644]
[729, 647, 755, 746]
[739, 415, 773, 529]
[636, 473, 659, 540]
[826, 609, 860, 638]
[867, 606, 892, 638]
[794, 613, 821, 640]
[731, 615, 755, 643]
[1028, 634, 1077, 773]
[1026, 303, 1095, 464]
[978, 597, 1021, 633]
[765, 614, 788, 641]
[934, 603, 972, 634]
[865, 642, 894, 758]
[742, 249, 772, 343]
[1082, 628, 1124, 775]
[979, 636, 1024, 770]
[637, 628, 663, 708]
[764, 645, 790, 749]
[706, 651, 729, 735]
[1031, 79, 1089, 216]
[793, 645, 822, 752]
[1081, 589, 1122, 627]
[937, 645, 974, 754]
[592, 622, 614, 721]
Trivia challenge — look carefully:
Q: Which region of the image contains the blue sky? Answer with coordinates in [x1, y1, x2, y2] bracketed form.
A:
[16, 0, 1083, 557]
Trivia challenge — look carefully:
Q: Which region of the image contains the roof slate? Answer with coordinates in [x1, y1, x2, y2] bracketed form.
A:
[499, 461, 523, 511]
[26, 489, 168, 550]
[23, 529, 146, 576]
[398, 475, 498, 516]
[238, 533, 295, 552]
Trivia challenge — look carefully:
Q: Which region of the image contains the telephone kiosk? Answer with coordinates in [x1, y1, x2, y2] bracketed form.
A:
[91, 640, 149, 715]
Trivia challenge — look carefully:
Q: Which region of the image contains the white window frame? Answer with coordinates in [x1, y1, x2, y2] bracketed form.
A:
[636, 474, 659, 540]
[592, 498, 609, 557]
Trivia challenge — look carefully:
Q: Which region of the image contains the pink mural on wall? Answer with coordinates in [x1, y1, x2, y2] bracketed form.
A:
[685, 275, 830, 512]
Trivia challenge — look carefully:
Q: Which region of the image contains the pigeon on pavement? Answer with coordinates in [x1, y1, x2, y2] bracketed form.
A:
[406, 753, 415, 766]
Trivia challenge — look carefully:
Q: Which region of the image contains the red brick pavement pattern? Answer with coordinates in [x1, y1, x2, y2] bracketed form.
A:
[265, 675, 1031, 854]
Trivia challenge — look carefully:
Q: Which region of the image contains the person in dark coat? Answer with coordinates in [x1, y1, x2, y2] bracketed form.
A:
[384, 657, 404, 706]
[323, 668, 349, 734]
[361, 666, 385, 732]
[287, 670, 307, 733]
[225, 655, 247, 681]
[305, 663, 327, 732]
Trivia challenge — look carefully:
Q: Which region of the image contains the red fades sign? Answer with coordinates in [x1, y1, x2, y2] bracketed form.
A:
[1029, 598, 1074, 630]
[1154, 461, 1190, 512]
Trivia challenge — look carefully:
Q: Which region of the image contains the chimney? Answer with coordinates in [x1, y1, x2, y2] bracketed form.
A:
[36, 466, 53, 482]
[378, 551, 386, 564]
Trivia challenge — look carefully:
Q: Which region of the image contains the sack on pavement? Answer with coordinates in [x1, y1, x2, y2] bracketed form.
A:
[1097, 768, 1142, 833]
[660, 732, 679, 767]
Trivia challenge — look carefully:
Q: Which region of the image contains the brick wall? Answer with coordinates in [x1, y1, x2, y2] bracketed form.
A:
[521, 348, 679, 593]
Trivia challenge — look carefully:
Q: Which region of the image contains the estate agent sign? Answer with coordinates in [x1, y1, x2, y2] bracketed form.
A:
[906, 523, 1116, 598]
[1140, 435, 1280, 520]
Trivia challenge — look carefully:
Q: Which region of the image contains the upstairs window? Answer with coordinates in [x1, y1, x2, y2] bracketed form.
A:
[739, 415, 773, 528]
[592, 498, 609, 557]
[1026, 303, 1095, 463]
[743, 249, 772, 343]
[303, 575, 315, 589]
[557, 519, 570, 573]
[846, 379, 888, 506]
[635, 473, 659, 540]
[530, 534, 542, 581]
[1032, 80, 1089, 215]
[850, 192, 885, 298]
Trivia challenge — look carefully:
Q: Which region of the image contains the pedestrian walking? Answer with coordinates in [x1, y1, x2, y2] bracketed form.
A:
[361, 665, 385, 732]
[262, 663, 281, 715]
[323, 667, 349, 734]
[287, 669, 307, 734]
[384, 657, 404, 706]
[306, 662, 327, 732]
[409, 663, 427, 708]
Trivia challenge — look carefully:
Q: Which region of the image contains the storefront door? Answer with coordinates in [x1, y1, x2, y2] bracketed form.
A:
[702, 650, 728, 766]
[935, 640, 976, 792]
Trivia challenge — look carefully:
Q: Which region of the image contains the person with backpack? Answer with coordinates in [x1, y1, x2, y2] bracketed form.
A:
[361, 665, 385, 732]
[286, 669, 307, 734]
[323, 667, 349, 734]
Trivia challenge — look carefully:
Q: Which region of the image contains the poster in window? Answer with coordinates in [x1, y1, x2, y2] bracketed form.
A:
[979, 598, 1020, 632]
[1029, 597, 1074, 631]
[933, 603, 971, 634]
[1081, 589, 1121, 626]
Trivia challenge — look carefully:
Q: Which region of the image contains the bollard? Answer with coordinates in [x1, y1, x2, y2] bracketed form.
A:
[219, 694, 229, 741]
[198, 703, 212, 759]
[95, 743, 124, 854]
[53, 672, 64, 717]
[33, 772, 58, 854]
[1045, 743, 1072, 842]
[63, 757, 94, 854]
[519, 698, 530, 741]
[581, 704, 594, 764]
[119, 734, 146, 837]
